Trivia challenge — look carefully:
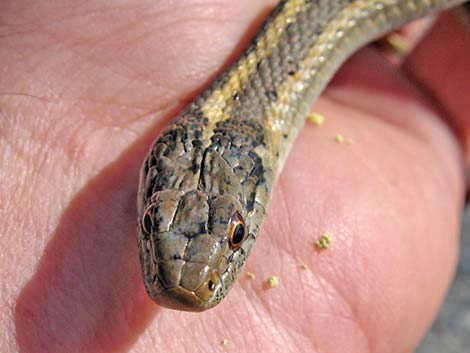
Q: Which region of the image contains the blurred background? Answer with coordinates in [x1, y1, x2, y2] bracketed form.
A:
[417, 206, 470, 352]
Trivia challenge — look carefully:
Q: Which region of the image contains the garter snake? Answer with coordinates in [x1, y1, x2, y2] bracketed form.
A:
[137, 0, 466, 311]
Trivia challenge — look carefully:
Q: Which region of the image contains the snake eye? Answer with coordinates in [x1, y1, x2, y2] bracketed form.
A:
[141, 204, 155, 234]
[229, 212, 247, 249]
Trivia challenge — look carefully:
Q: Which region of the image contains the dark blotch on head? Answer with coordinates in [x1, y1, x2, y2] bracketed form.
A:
[266, 90, 278, 102]
[192, 139, 203, 148]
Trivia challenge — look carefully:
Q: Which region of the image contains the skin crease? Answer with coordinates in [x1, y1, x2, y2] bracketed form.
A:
[0, 0, 468, 352]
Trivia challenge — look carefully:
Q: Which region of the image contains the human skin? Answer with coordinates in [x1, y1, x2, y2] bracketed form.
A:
[0, 1, 468, 352]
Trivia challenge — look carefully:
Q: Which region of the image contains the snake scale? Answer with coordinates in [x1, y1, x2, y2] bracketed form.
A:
[137, 0, 466, 311]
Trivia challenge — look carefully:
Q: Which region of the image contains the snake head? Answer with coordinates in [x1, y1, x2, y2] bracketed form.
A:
[137, 116, 270, 311]
[138, 189, 257, 311]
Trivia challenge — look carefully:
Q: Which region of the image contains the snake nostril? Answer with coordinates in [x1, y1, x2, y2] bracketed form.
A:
[195, 270, 220, 301]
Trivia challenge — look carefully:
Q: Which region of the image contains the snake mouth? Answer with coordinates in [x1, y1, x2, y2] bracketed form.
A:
[151, 268, 222, 311]
[145, 232, 230, 311]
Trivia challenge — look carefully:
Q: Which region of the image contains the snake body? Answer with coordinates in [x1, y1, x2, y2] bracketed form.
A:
[137, 0, 465, 311]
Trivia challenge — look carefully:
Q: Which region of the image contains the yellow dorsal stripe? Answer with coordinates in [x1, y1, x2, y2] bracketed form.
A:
[201, 0, 308, 125]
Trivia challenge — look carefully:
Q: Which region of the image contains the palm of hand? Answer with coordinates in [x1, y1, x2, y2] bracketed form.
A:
[1, 2, 467, 353]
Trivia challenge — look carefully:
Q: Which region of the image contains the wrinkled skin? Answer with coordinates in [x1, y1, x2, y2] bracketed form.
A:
[0, 1, 468, 353]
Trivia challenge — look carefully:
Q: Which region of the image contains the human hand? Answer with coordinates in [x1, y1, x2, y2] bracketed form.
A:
[1, 1, 468, 352]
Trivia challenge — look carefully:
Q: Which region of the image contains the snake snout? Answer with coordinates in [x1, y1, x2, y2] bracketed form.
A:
[149, 230, 229, 310]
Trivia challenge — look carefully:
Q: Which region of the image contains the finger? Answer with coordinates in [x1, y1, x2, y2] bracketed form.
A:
[4, 2, 466, 353]
[403, 9, 470, 161]
[262, 46, 465, 352]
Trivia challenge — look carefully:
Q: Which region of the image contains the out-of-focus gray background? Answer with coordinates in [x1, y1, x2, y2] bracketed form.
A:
[417, 206, 470, 353]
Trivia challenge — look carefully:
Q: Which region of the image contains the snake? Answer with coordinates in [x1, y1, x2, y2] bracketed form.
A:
[137, 0, 466, 311]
